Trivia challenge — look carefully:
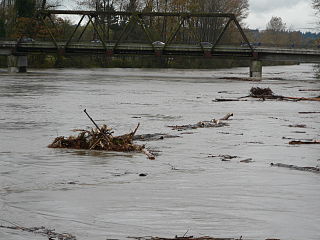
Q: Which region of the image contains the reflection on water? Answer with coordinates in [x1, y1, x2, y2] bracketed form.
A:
[0, 64, 319, 240]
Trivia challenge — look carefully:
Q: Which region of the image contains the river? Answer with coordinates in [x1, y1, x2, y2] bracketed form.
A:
[0, 64, 319, 240]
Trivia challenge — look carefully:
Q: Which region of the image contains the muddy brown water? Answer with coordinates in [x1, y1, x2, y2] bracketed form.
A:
[0, 64, 319, 240]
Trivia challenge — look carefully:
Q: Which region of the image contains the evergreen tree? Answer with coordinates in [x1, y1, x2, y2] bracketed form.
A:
[0, 18, 5, 37]
[15, 0, 36, 18]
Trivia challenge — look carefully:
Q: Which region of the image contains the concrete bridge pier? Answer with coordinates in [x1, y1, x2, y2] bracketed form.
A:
[7, 55, 28, 73]
[250, 60, 262, 78]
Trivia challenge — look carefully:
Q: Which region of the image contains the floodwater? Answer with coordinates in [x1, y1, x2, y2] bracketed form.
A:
[0, 64, 319, 240]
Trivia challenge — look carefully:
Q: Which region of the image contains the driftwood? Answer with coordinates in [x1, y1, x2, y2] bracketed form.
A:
[49, 110, 156, 160]
[213, 98, 247, 102]
[129, 237, 240, 240]
[214, 87, 320, 102]
[270, 163, 320, 174]
[208, 154, 253, 163]
[0, 224, 76, 240]
[249, 87, 320, 101]
[299, 89, 320, 92]
[288, 124, 307, 128]
[218, 76, 261, 82]
[299, 112, 320, 114]
[289, 140, 320, 145]
[49, 124, 155, 160]
[168, 113, 233, 131]
[134, 133, 180, 141]
[208, 154, 239, 161]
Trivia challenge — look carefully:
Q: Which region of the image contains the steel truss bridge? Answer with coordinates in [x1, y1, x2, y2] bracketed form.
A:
[1, 10, 320, 75]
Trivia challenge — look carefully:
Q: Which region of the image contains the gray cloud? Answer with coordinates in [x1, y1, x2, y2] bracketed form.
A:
[247, 0, 317, 31]
[249, 0, 306, 13]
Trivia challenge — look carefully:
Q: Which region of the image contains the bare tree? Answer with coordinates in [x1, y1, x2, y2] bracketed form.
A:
[313, 0, 320, 14]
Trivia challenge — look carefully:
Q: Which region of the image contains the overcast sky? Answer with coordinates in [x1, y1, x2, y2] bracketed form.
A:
[62, 0, 318, 32]
[246, 0, 317, 31]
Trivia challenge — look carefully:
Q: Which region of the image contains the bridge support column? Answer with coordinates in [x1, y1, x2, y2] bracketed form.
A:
[250, 60, 262, 78]
[7, 55, 28, 73]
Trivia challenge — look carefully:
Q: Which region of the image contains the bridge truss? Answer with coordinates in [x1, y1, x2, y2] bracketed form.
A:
[33, 10, 254, 57]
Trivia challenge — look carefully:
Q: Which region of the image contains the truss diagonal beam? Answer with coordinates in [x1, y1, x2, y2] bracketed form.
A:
[88, 15, 107, 49]
[113, 15, 136, 51]
[134, 15, 154, 46]
[65, 15, 85, 47]
[164, 17, 187, 48]
[212, 18, 233, 49]
[232, 16, 253, 52]
[77, 17, 91, 42]
[40, 15, 58, 49]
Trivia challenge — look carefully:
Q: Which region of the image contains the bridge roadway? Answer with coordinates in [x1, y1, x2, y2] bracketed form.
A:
[1, 41, 320, 63]
[1, 41, 320, 75]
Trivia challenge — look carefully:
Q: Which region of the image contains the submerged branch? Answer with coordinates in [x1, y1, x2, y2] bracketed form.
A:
[271, 163, 320, 174]
[168, 113, 233, 131]
[0, 224, 76, 240]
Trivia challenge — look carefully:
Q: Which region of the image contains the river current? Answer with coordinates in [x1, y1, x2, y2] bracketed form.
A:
[0, 64, 319, 240]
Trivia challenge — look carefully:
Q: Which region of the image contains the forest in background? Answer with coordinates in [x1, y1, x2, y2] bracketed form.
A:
[0, 0, 319, 69]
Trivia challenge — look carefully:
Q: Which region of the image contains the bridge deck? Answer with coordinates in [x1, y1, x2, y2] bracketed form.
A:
[1, 41, 320, 63]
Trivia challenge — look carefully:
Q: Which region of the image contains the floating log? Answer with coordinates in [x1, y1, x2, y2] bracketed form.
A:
[134, 133, 180, 141]
[240, 158, 254, 163]
[298, 112, 320, 114]
[213, 98, 246, 102]
[289, 140, 320, 145]
[168, 113, 233, 131]
[299, 89, 320, 92]
[128, 237, 240, 240]
[288, 124, 307, 128]
[270, 163, 320, 174]
[281, 96, 320, 101]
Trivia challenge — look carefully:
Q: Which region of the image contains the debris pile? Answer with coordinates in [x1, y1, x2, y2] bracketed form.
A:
[250, 87, 274, 97]
[249, 87, 320, 101]
[48, 124, 142, 152]
[48, 110, 155, 160]
[213, 87, 320, 102]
